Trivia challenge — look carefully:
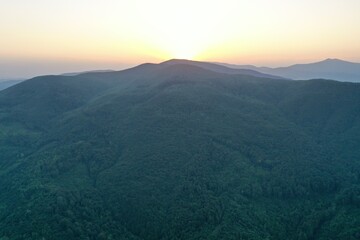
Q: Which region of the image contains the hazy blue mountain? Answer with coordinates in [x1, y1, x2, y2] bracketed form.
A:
[162, 59, 286, 79]
[0, 61, 359, 240]
[61, 69, 115, 76]
[0, 79, 24, 91]
[220, 58, 360, 82]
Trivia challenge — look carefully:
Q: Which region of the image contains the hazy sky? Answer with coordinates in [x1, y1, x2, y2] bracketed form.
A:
[1, 0, 360, 78]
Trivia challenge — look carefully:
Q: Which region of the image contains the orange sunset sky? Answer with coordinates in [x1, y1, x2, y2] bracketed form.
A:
[1, 0, 360, 78]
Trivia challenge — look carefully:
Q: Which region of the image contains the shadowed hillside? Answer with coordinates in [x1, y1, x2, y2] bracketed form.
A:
[0, 62, 359, 240]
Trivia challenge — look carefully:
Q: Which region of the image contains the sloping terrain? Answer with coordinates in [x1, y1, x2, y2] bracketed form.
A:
[161, 59, 286, 79]
[0, 62, 359, 240]
[0, 80, 24, 91]
[221, 58, 360, 82]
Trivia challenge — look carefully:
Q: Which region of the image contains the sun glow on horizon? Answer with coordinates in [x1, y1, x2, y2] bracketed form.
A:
[128, 0, 233, 61]
[171, 45, 197, 60]
[1, 0, 360, 78]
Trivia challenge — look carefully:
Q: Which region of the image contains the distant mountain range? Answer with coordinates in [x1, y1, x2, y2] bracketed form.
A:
[0, 60, 285, 92]
[219, 58, 360, 82]
[161, 59, 285, 79]
[61, 69, 115, 76]
[1, 58, 359, 92]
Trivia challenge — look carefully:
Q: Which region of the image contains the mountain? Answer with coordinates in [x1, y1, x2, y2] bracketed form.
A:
[220, 58, 360, 82]
[0, 79, 24, 91]
[162, 59, 286, 79]
[61, 69, 115, 76]
[0, 61, 359, 240]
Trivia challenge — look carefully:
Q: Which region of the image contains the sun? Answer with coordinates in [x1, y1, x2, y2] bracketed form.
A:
[151, 29, 209, 60]
[130, 0, 230, 61]
[172, 49, 195, 60]
[144, 35, 203, 60]
[169, 43, 198, 60]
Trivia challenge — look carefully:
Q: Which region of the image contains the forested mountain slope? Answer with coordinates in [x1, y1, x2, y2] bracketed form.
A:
[0, 62, 359, 240]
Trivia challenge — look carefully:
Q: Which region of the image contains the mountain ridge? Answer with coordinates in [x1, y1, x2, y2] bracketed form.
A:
[161, 59, 287, 79]
[219, 58, 360, 82]
[0, 79, 24, 91]
[0, 61, 359, 239]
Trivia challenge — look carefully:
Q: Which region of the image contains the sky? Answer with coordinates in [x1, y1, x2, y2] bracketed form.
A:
[0, 0, 360, 79]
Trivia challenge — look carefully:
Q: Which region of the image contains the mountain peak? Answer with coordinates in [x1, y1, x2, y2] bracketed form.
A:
[161, 59, 198, 65]
[325, 58, 340, 61]
[321, 58, 351, 64]
[160, 59, 285, 79]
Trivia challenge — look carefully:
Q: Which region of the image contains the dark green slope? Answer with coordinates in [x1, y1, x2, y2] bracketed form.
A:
[0, 63, 359, 240]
